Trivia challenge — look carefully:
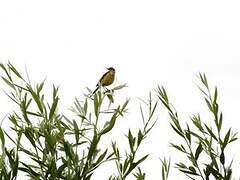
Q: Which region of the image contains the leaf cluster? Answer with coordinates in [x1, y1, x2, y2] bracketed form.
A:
[157, 73, 237, 180]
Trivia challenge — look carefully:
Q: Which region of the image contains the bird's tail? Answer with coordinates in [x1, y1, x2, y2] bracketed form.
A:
[92, 85, 99, 95]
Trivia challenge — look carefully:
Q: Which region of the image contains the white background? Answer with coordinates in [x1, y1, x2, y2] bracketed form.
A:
[1, 0, 240, 179]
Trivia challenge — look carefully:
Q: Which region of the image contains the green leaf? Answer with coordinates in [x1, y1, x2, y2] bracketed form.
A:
[222, 128, 231, 149]
[125, 155, 149, 176]
[24, 128, 35, 147]
[170, 123, 184, 138]
[121, 98, 129, 113]
[220, 150, 225, 165]
[1, 76, 14, 89]
[0, 127, 5, 146]
[45, 132, 56, 153]
[204, 124, 218, 141]
[128, 129, 135, 153]
[179, 169, 199, 176]
[189, 166, 197, 174]
[229, 132, 238, 143]
[218, 112, 223, 132]
[37, 80, 45, 95]
[185, 125, 191, 144]
[87, 131, 99, 161]
[100, 112, 117, 135]
[57, 163, 67, 177]
[206, 165, 223, 179]
[199, 73, 209, 88]
[112, 84, 127, 91]
[73, 120, 79, 143]
[213, 87, 218, 104]
[84, 98, 88, 114]
[170, 143, 185, 153]
[94, 149, 108, 165]
[49, 96, 59, 120]
[158, 96, 172, 114]
[195, 143, 203, 161]
[137, 130, 143, 146]
[136, 154, 149, 165]
[20, 162, 40, 177]
[191, 114, 204, 132]
[0, 63, 12, 81]
[63, 141, 74, 161]
[28, 86, 44, 114]
[93, 93, 99, 117]
[225, 168, 232, 180]
[205, 98, 212, 112]
[5, 148, 15, 169]
[8, 62, 22, 79]
[123, 157, 129, 173]
[12, 154, 19, 177]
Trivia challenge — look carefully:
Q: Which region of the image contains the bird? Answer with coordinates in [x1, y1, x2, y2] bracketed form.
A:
[92, 67, 115, 94]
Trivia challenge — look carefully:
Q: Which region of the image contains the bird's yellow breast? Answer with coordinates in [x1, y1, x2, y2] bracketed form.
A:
[100, 70, 115, 86]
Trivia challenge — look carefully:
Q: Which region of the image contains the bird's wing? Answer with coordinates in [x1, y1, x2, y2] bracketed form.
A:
[97, 71, 109, 86]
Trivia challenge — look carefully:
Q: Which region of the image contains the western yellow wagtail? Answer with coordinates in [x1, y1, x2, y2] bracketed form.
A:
[92, 67, 115, 94]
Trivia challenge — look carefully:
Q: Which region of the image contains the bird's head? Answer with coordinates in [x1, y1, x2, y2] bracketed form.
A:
[107, 67, 115, 72]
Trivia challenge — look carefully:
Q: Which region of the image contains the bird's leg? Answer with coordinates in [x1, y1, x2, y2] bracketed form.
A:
[103, 87, 112, 94]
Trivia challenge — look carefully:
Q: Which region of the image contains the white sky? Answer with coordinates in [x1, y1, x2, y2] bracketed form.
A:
[1, 0, 240, 179]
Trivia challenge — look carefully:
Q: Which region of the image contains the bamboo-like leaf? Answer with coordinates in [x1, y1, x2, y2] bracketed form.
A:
[128, 129, 135, 153]
[28, 86, 44, 113]
[73, 120, 79, 143]
[94, 149, 108, 165]
[204, 125, 218, 141]
[0, 63, 12, 81]
[204, 98, 213, 112]
[206, 165, 223, 179]
[125, 155, 149, 176]
[137, 130, 143, 146]
[1, 76, 14, 89]
[188, 166, 197, 174]
[19, 162, 40, 177]
[121, 98, 129, 112]
[222, 128, 231, 150]
[45, 132, 56, 153]
[93, 93, 99, 117]
[218, 112, 223, 132]
[57, 163, 67, 177]
[123, 157, 129, 173]
[24, 128, 35, 147]
[179, 169, 199, 176]
[213, 87, 218, 104]
[100, 112, 117, 135]
[225, 169, 232, 180]
[0, 127, 5, 146]
[84, 98, 88, 114]
[158, 96, 172, 114]
[12, 154, 19, 177]
[170, 123, 184, 138]
[63, 141, 74, 161]
[170, 143, 186, 153]
[220, 150, 225, 165]
[87, 131, 99, 161]
[185, 125, 191, 144]
[195, 143, 203, 161]
[8, 62, 23, 79]
[112, 84, 127, 91]
[49, 96, 59, 120]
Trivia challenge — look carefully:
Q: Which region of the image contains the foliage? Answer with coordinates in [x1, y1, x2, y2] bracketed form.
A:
[0, 62, 238, 180]
[109, 92, 158, 180]
[157, 73, 237, 180]
[0, 62, 158, 180]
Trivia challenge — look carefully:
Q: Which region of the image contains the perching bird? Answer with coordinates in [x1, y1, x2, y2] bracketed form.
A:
[92, 67, 115, 94]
